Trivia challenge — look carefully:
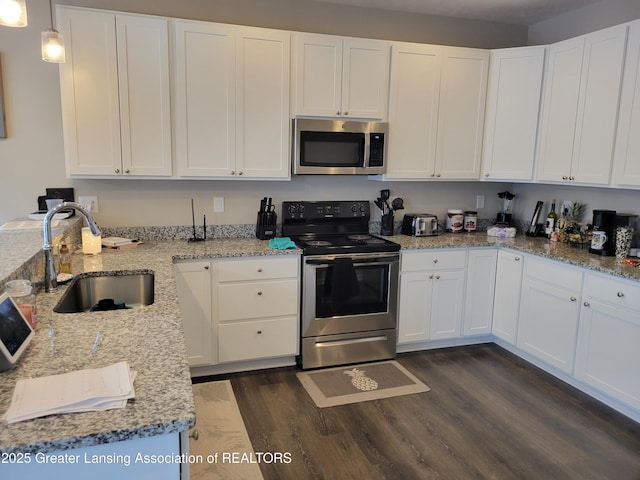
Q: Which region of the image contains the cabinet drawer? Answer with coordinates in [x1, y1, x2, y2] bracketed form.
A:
[524, 255, 582, 291]
[401, 249, 467, 272]
[585, 273, 640, 311]
[217, 256, 299, 282]
[217, 279, 298, 321]
[218, 317, 298, 362]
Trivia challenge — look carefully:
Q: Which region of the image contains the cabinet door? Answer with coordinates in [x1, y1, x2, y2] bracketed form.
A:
[173, 261, 214, 367]
[116, 15, 172, 176]
[397, 272, 431, 344]
[518, 278, 581, 374]
[464, 249, 497, 336]
[292, 33, 343, 117]
[341, 38, 390, 119]
[576, 300, 640, 411]
[435, 47, 489, 179]
[236, 27, 290, 178]
[613, 20, 640, 187]
[174, 21, 236, 177]
[385, 42, 441, 179]
[536, 36, 584, 182]
[482, 46, 545, 181]
[430, 270, 465, 340]
[492, 250, 524, 344]
[58, 7, 121, 176]
[571, 24, 627, 184]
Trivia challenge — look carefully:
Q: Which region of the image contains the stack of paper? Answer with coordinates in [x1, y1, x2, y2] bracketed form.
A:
[101, 237, 138, 249]
[3, 361, 136, 424]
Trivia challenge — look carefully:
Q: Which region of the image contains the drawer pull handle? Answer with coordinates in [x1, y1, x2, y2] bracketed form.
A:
[257, 330, 262, 335]
[257, 291, 263, 295]
[583, 301, 590, 307]
[570, 296, 577, 302]
[617, 292, 625, 298]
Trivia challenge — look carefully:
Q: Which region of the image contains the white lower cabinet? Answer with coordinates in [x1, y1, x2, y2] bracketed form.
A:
[491, 250, 524, 344]
[398, 250, 466, 344]
[174, 255, 300, 374]
[517, 256, 583, 374]
[464, 248, 497, 336]
[576, 273, 640, 411]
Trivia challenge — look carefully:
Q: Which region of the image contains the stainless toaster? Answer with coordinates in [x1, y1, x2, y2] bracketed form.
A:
[401, 214, 439, 236]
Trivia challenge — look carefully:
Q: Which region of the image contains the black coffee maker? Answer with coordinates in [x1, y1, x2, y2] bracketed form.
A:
[589, 210, 616, 256]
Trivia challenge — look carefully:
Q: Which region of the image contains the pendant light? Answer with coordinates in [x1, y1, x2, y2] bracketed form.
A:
[41, 0, 64, 63]
[0, 0, 28, 27]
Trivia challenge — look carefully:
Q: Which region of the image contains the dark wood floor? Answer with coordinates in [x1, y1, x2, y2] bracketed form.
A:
[204, 344, 640, 479]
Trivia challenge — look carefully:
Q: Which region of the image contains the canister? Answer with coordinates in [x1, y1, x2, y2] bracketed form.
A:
[446, 209, 464, 233]
[464, 211, 478, 232]
[5, 279, 37, 329]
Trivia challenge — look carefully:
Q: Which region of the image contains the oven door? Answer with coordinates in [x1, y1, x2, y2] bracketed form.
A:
[302, 252, 399, 337]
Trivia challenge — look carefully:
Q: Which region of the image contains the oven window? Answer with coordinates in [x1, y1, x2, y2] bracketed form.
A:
[300, 131, 365, 167]
[315, 263, 389, 318]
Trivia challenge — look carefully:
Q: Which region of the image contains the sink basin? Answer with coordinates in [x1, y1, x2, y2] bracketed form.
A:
[54, 271, 154, 313]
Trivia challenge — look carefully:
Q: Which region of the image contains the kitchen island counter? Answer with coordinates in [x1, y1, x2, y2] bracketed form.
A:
[0, 235, 300, 458]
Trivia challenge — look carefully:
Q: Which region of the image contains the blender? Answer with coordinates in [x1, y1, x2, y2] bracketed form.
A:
[496, 191, 515, 226]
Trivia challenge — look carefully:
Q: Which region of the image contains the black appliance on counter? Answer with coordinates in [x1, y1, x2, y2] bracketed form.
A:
[282, 201, 400, 369]
[588, 210, 637, 256]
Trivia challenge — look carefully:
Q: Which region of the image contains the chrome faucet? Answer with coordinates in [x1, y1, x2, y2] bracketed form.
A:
[43, 201, 101, 293]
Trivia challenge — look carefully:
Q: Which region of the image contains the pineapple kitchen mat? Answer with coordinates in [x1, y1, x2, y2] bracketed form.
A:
[297, 361, 430, 408]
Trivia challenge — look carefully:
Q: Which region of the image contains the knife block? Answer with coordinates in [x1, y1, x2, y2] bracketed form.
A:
[256, 211, 277, 240]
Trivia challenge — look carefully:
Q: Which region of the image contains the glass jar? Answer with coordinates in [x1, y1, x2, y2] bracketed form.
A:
[6, 279, 37, 329]
[464, 211, 478, 232]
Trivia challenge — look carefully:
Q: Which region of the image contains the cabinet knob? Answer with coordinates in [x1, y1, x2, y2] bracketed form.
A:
[429, 274, 434, 279]
[562, 175, 568, 180]
[433, 259, 438, 263]
[257, 330, 262, 335]
[257, 291, 263, 296]
[583, 301, 590, 307]
[617, 291, 625, 298]
[515, 256, 521, 261]
[430, 173, 435, 177]
[344, 111, 348, 116]
[238, 171, 243, 175]
[570, 296, 577, 302]
[435, 173, 441, 177]
[435, 274, 440, 280]
[337, 111, 341, 115]
[231, 170, 235, 175]
[484, 173, 490, 177]
[257, 268, 263, 273]
[189, 429, 199, 441]
[204, 265, 209, 270]
[115, 168, 120, 173]
[125, 169, 130, 174]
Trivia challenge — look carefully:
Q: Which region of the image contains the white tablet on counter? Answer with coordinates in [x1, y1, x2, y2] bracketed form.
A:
[0, 292, 34, 372]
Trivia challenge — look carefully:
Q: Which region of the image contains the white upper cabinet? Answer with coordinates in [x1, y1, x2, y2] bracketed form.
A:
[613, 20, 640, 188]
[384, 43, 488, 180]
[292, 33, 390, 119]
[537, 24, 628, 185]
[58, 7, 172, 177]
[174, 22, 291, 179]
[481, 46, 545, 182]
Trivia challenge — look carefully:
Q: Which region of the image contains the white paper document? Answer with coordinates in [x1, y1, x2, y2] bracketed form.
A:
[3, 361, 136, 423]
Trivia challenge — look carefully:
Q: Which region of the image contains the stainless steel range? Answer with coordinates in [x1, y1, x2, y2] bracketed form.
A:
[282, 201, 400, 369]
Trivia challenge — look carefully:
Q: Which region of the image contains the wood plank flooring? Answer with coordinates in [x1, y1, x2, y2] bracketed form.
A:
[199, 344, 640, 479]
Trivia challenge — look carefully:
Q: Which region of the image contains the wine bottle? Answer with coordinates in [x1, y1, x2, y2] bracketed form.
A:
[545, 199, 558, 238]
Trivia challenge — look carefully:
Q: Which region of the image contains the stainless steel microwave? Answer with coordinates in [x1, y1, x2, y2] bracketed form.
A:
[292, 118, 388, 175]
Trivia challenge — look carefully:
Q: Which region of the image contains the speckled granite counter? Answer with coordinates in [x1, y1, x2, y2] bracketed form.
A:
[385, 232, 640, 283]
[0, 233, 300, 456]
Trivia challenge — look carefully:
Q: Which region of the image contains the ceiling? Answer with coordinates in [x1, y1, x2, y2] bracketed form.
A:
[309, 0, 603, 26]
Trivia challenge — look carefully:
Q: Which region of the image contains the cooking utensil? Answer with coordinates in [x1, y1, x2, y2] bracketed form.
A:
[391, 197, 404, 211]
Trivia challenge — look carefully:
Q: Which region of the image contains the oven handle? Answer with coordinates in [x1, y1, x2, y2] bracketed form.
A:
[305, 256, 398, 266]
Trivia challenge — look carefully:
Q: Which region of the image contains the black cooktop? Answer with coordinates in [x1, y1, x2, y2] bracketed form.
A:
[291, 233, 400, 255]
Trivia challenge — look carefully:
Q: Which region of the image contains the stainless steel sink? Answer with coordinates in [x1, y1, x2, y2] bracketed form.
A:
[54, 271, 154, 313]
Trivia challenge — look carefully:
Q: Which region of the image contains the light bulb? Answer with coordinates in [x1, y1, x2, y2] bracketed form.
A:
[41, 29, 65, 63]
[0, 0, 27, 27]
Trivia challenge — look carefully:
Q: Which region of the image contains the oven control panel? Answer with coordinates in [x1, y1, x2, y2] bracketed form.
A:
[283, 201, 370, 220]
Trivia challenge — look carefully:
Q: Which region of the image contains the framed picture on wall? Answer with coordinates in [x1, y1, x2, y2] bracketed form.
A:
[0, 53, 6, 138]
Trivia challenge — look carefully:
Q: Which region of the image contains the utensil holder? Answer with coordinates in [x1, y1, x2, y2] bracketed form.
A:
[381, 214, 394, 236]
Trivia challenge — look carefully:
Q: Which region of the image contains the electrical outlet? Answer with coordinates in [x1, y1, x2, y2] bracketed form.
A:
[78, 196, 99, 213]
[476, 195, 485, 209]
[213, 197, 224, 213]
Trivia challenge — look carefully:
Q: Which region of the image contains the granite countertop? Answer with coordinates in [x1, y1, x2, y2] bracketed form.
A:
[0, 234, 300, 455]
[388, 232, 640, 282]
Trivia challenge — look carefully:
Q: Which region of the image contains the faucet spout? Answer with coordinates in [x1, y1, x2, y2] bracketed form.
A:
[43, 201, 101, 293]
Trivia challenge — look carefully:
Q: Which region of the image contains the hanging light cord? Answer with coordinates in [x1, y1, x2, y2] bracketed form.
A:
[49, 0, 54, 29]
